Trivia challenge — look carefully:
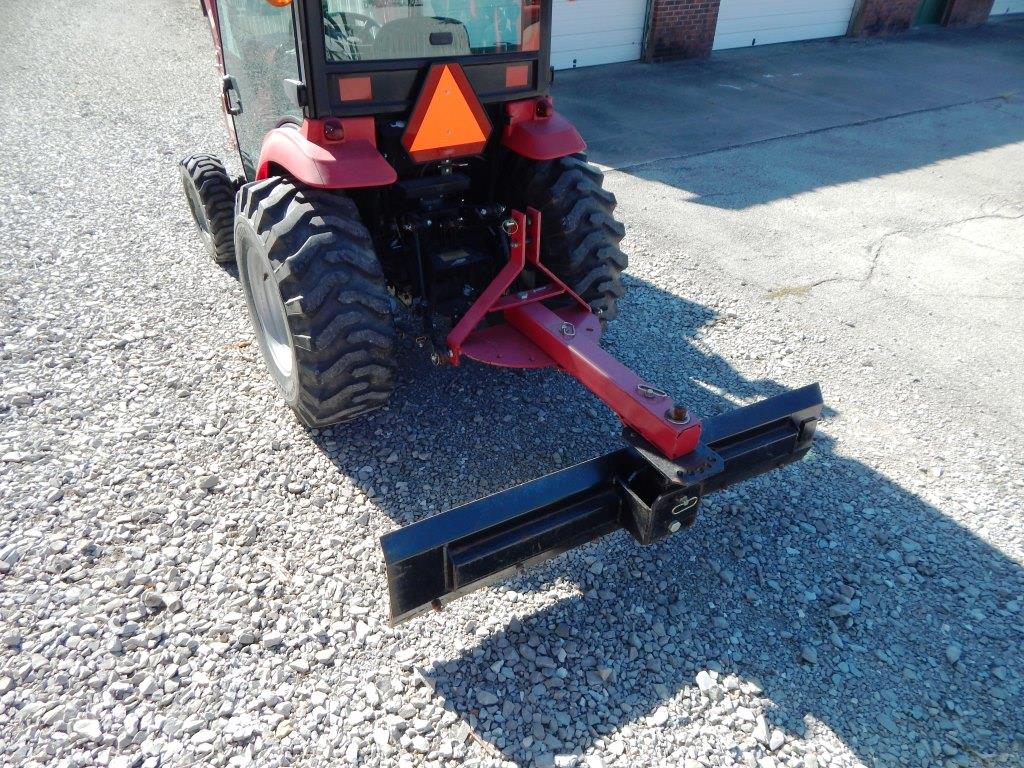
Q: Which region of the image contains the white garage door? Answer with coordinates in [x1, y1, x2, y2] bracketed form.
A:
[714, 0, 856, 51]
[551, 0, 649, 69]
[990, 0, 1024, 14]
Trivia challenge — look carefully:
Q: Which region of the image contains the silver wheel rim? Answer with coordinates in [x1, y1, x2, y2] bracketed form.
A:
[182, 173, 215, 254]
[240, 242, 297, 397]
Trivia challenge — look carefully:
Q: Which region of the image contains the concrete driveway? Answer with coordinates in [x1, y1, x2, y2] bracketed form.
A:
[558, 19, 1024, 430]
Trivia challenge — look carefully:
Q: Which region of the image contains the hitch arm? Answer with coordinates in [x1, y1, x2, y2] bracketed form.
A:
[447, 207, 702, 459]
[505, 301, 702, 460]
[380, 206, 825, 625]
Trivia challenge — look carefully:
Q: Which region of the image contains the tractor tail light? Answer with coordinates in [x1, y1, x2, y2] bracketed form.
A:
[322, 120, 345, 142]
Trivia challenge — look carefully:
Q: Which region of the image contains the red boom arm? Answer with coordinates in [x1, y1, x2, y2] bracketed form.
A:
[446, 209, 701, 461]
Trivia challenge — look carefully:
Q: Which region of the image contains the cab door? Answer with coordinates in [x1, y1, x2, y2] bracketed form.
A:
[213, 0, 303, 179]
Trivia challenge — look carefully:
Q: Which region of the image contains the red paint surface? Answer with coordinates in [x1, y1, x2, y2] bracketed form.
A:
[255, 118, 397, 189]
[456, 210, 591, 369]
[506, 302, 702, 459]
[501, 99, 586, 161]
[447, 208, 536, 364]
[461, 305, 601, 369]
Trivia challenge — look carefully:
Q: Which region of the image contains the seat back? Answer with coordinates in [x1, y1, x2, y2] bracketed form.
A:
[373, 16, 471, 60]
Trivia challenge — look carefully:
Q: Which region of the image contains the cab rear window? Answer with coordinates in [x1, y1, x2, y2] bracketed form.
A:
[322, 0, 541, 62]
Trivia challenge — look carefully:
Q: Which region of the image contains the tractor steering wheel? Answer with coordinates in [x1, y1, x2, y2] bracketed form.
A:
[324, 12, 382, 60]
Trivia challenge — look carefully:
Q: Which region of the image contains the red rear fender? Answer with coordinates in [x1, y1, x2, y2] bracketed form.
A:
[501, 98, 587, 161]
[256, 118, 397, 189]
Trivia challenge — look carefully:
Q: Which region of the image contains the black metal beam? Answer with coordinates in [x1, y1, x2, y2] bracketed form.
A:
[381, 384, 824, 624]
[380, 449, 639, 623]
[702, 382, 822, 492]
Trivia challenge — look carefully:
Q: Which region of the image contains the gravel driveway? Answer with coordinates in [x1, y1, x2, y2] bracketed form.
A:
[1, 3, 1022, 768]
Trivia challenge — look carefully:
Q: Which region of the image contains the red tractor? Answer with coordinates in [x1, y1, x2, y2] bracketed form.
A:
[182, 0, 823, 623]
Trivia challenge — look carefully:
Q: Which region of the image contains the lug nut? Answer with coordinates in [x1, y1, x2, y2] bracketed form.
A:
[668, 521, 682, 533]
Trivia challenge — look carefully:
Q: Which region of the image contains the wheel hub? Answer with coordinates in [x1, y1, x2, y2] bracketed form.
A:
[240, 245, 297, 398]
[181, 172, 213, 251]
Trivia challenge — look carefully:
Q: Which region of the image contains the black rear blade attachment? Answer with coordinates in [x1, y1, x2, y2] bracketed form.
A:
[381, 383, 823, 624]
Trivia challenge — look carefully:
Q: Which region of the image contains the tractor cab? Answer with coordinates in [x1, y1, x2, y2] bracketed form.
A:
[205, 0, 581, 343]
[207, 0, 552, 178]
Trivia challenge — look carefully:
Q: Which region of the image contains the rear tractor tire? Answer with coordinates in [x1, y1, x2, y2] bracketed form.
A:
[508, 153, 628, 324]
[234, 178, 397, 427]
[179, 154, 237, 264]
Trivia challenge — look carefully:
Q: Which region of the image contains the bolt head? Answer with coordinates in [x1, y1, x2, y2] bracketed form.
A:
[665, 405, 689, 424]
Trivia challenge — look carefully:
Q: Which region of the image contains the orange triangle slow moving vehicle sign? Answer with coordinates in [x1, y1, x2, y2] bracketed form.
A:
[402, 63, 492, 163]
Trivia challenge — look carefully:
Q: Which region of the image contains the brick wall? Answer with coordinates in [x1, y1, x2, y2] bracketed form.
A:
[944, 0, 996, 25]
[849, 0, 921, 35]
[850, 0, 996, 36]
[646, 0, 723, 61]
[645, 0, 996, 59]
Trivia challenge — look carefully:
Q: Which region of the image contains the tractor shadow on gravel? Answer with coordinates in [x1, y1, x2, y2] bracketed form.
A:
[417, 429, 1024, 767]
[305, 279, 1022, 767]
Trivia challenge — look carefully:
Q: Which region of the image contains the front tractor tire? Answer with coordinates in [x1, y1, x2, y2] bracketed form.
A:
[234, 178, 397, 427]
[508, 154, 628, 324]
[179, 154, 237, 264]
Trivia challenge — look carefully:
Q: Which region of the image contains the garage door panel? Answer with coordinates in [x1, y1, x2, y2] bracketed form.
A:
[552, 30, 644, 50]
[716, 11, 855, 36]
[552, 43, 646, 70]
[715, 11, 854, 41]
[714, 22, 850, 50]
[990, 0, 1024, 13]
[552, 9, 645, 35]
[716, 0, 853, 20]
[715, 0, 856, 51]
[551, 0, 648, 69]
[552, 0, 647, 26]
[717, 6, 855, 28]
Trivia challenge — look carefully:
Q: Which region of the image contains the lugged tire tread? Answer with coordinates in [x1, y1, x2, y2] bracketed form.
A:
[235, 178, 396, 426]
[507, 152, 628, 324]
[179, 154, 236, 263]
